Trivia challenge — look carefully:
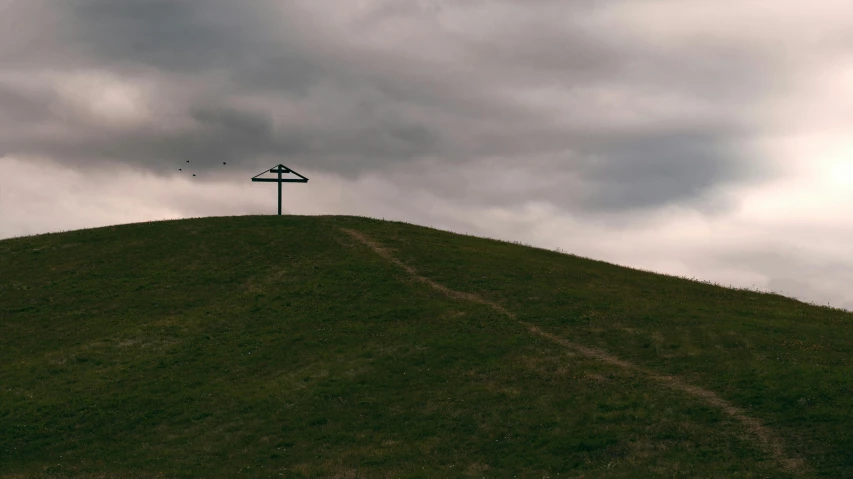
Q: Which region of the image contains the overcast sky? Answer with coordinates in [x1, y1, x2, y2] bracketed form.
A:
[2, 0, 853, 310]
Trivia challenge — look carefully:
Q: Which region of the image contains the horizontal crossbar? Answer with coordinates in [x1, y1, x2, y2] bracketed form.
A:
[251, 178, 309, 183]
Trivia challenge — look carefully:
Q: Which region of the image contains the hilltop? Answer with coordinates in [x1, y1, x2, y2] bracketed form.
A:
[2, 215, 852, 478]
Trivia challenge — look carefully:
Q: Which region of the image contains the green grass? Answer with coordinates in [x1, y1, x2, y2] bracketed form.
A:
[1, 215, 851, 478]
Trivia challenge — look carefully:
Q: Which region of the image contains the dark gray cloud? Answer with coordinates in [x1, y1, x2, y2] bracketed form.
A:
[0, 0, 780, 213]
[576, 128, 760, 212]
[0, 83, 58, 123]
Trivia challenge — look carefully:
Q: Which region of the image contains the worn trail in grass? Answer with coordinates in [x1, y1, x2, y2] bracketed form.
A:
[340, 227, 806, 476]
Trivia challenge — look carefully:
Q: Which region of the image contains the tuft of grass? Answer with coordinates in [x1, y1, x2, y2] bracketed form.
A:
[1, 215, 851, 478]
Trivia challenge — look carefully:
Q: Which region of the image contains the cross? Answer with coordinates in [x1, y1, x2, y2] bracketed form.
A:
[251, 164, 309, 215]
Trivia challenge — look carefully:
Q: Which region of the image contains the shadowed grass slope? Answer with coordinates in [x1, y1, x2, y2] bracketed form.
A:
[1, 215, 851, 478]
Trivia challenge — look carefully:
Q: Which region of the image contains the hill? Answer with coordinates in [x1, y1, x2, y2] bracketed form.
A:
[2, 215, 852, 478]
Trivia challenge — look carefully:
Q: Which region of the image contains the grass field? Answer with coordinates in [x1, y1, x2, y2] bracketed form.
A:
[1, 215, 851, 478]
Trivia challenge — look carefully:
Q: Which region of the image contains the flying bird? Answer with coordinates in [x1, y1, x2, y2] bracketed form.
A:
[186, 160, 190, 163]
[178, 168, 182, 171]
[192, 174, 196, 177]
[223, 162, 226, 165]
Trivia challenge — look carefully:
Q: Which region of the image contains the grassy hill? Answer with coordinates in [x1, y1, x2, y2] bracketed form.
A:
[1, 215, 852, 478]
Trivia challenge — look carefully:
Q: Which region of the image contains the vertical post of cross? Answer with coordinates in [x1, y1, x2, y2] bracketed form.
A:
[277, 168, 282, 216]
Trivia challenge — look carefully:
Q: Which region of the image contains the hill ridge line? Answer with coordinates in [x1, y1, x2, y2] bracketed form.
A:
[339, 227, 806, 475]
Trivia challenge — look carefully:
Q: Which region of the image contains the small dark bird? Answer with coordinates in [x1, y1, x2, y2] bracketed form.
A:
[223, 162, 226, 165]
[186, 160, 190, 163]
[192, 174, 196, 176]
[178, 168, 182, 171]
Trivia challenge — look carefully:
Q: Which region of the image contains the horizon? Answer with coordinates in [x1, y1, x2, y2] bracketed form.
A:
[2, 1, 853, 310]
[4, 213, 850, 314]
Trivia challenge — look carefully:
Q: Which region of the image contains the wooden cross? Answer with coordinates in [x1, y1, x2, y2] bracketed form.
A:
[251, 164, 309, 216]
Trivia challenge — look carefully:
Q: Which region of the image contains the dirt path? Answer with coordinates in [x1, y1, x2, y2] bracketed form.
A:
[340, 227, 806, 475]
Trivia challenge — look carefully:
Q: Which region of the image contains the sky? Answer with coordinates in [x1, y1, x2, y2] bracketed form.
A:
[2, 0, 853, 310]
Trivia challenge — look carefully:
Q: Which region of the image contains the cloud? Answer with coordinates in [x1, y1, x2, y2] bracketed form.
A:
[0, 0, 784, 213]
